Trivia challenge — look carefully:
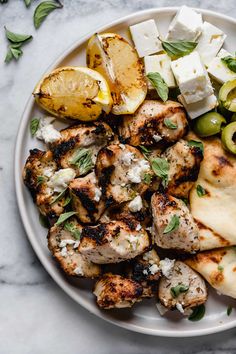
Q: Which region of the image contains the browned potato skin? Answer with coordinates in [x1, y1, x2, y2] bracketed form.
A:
[51, 122, 114, 176]
[163, 140, 203, 198]
[48, 221, 101, 278]
[69, 172, 105, 224]
[23, 149, 65, 219]
[151, 192, 200, 253]
[158, 261, 207, 310]
[94, 273, 143, 309]
[119, 100, 188, 146]
[95, 143, 152, 206]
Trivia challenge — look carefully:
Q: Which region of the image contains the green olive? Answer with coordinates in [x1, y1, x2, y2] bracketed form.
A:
[218, 101, 233, 119]
[221, 122, 236, 154]
[231, 113, 236, 122]
[193, 112, 226, 137]
[219, 79, 236, 112]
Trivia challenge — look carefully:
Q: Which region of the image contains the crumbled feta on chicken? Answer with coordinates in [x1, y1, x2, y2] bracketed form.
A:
[149, 264, 159, 275]
[130, 19, 162, 58]
[153, 134, 162, 142]
[195, 21, 226, 66]
[94, 187, 102, 202]
[49, 168, 76, 193]
[176, 302, 185, 314]
[35, 117, 61, 144]
[207, 49, 236, 84]
[178, 94, 218, 119]
[60, 247, 68, 257]
[159, 258, 175, 278]
[128, 195, 143, 212]
[144, 54, 176, 88]
[171, 52, 213, 104]
[121, 151, 136, 166]
[166, 6, 203, 41]
[127, 159, 150, 183]
[74, 265, 84, 276]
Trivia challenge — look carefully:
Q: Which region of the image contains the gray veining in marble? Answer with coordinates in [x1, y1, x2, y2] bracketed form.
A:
[1, 1, 236, 353]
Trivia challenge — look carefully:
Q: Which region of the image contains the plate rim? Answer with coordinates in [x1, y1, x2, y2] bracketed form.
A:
[14, 6, 236, 337]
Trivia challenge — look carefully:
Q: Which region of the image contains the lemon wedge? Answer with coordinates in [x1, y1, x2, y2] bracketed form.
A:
[33, 66, 113, 121]
[87, 33, 147, 115]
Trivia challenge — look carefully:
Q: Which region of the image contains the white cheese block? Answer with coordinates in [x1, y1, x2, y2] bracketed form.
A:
[171, 52, 213, 104]
[130, 19, 162, 58]
[144, 54, 176, 88]
[166, 6, 203, 41]
[178, 94, 218, 119]
[207, 49, 236, 84]
[196, 22, 226, 66]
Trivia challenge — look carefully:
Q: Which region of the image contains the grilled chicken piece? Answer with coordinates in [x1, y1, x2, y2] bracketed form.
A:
[95, 143, 152, 206]
[119, 100, 188, 146]
[127, 248, 161, 297]
[94, 273, 143, 309]
[48, 219, 101, 278]
[100, 200, 152, 228]
[23, 149, 66, 219]
[51, 122, 114, 176]
[79, 219, 150, 264]
[163, 140, 203, 198]
[69, 172, 105, 224]
[158, 261, 207, 313]
[151, 192, 200, 253]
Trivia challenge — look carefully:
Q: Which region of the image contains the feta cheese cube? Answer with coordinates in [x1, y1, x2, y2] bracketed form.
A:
[196, 22, 226, 66]
[178, 94, 218, 119]
[130, 19, 162, 58]
[128, 195, 143, 212]
[207, 49, 236, 84]
[144, 54, 176, 88]
[171, 52, 213, 104]
[166, 6, 203, 41]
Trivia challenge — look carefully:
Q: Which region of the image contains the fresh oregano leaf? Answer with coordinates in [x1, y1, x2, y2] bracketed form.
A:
[69, 148, 94, 175]
[30, 118, 40, 136]
[227, 306, 233, 316]
[147, 72, 169, 101]
[187, 140, 204, 154]
[163, 215, 180, 234]
[151, 157, 169, 187]
[164, 118, 177, 129]
[143, 173, 152, 185]
[55, 211, 77, 226]
[50, 188, 67, 205]
[188, 304, 205, 322]
[64, 222, 81, 240]
[24, 0, 32, 7]
[162, 40, 197, 59]
[4, 26, 33, 44]
[63, 195, 72, 207]
[34, 0, 63, 29]
[222, 56, 236, 73]
[170, 284, 189, 298]
[196, 184, 206, 197]
[139, 145, 152, 159]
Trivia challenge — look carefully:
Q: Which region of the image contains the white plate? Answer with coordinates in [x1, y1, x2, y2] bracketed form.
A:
[15, 7, 236, 337]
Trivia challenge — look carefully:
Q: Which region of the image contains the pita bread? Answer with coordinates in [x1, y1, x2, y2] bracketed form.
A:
[185, 247, 236, 299]
[189, 137, 236, 251]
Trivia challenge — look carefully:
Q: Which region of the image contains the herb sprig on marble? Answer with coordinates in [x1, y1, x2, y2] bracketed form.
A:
[3, 0, 63, 63]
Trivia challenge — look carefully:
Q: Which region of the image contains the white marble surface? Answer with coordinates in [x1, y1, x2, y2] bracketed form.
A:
[1, 0, 236, 353]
